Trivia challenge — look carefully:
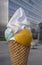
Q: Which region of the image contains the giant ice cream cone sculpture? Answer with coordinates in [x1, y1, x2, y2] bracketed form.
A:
[8, 29, 32, 65]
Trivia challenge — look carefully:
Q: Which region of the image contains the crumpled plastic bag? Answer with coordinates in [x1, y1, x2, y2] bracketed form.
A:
[7, 7, 31, 34]
[5, 28, 14, 41]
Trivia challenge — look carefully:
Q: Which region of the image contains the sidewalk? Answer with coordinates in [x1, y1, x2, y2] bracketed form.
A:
[0, 41, 42, 65]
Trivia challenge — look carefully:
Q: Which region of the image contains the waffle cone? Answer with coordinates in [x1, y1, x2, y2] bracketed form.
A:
[8, 40, 30, 65]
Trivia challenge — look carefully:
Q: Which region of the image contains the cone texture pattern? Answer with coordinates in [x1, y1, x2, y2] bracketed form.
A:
[8, 40, 30, 65]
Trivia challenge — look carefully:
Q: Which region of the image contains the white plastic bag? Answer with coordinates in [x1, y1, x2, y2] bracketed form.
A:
[7, 7, 31, 34]
[5, 28, 14, 41]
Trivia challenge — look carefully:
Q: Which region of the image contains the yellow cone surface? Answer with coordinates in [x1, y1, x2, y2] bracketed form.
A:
[14, 29, 32, 46]
[8, 40, 30, 65]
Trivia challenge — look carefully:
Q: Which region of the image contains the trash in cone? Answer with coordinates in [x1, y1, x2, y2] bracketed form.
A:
[5, 8, 32, 65]
[8, 29, 32, 65]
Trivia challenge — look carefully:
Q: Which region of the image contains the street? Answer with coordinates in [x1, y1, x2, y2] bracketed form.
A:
[0, 41, 42, 65]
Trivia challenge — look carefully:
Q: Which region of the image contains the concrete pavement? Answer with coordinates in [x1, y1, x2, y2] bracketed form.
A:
[0, 41, 42, 65]
[0, 41, 11, 65]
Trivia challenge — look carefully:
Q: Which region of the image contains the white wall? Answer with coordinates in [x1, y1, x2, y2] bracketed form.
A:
[0, 0, 8, 27]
